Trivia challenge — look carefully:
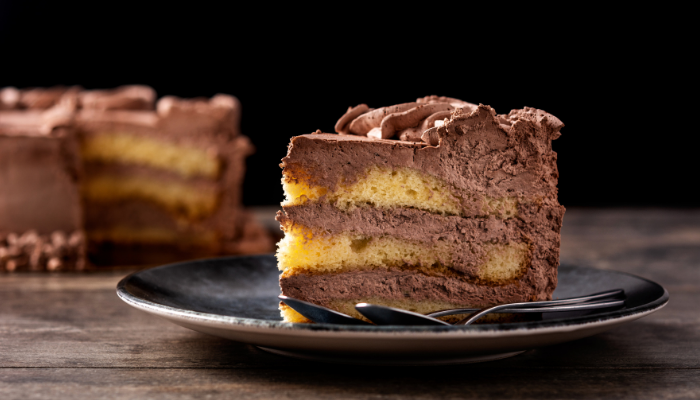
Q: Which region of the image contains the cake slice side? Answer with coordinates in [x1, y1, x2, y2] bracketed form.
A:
[277, 99, 564, 322]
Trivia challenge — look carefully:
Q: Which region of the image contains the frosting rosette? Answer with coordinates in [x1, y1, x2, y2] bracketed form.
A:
[334, 95, 476, 144]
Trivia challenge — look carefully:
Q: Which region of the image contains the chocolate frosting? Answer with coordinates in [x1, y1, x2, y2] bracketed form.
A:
[1, 85, 243, 141]
[0, 87, 20, 110]
[281, 266, 552, 309]
[157, 94, 241, 139]
[0, 100, 75, 137]
[335, 95, 476, 141]
[1, 86, 81, 110]
[278, 200, 563, 278]
[79, 85, 156, 110]
[282, 101, 563, 210]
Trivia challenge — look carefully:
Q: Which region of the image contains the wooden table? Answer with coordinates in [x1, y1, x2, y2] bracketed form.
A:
[1, 209, 698, 399]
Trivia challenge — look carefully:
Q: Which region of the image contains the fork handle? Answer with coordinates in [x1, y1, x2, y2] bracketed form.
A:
[455, 289, 625, 326]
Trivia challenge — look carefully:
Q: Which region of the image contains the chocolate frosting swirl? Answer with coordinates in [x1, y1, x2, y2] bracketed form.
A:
[335, 95, 477, 144]
[79, 85, 156, 110]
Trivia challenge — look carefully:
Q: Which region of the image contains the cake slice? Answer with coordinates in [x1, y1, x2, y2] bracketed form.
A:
[276, 96, 565, 323]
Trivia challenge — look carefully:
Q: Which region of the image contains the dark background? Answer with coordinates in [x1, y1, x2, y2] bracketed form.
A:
[1, 3, 692, 207]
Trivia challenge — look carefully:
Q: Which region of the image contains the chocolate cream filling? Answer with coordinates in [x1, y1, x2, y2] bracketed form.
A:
[281, 266, 554, 308]
[279, 200, 563, 276]
[83, 162, 222, 198]
[84, 197, 244, 242]
[84, 199, 271, 252]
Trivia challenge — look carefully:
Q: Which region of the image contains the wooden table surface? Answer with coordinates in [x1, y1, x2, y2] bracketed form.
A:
[1, 209, 698, 399]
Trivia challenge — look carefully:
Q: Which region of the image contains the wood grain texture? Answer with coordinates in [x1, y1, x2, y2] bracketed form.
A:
[1, 208, 699, 399]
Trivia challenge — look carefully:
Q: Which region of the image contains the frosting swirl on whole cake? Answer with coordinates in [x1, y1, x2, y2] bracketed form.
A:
[334, 95, 477, 144]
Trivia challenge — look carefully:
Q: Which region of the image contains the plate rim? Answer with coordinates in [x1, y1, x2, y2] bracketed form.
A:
[116, 254, 670, 337]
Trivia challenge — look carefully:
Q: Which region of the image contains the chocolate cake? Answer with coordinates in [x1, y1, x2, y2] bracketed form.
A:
[276, 96, 565, 322]
[0, 85, 272, 271]
[0, 89, 86, 271]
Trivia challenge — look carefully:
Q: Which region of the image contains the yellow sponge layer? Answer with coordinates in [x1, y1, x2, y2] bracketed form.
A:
[81, 133, 220, 179]
[276, 224, 529, 283]
[283, 165, 518, 218]
[478, 242, 529, 282]
[277, 224, 451, 275]
[83, 175, 219, 219]
[283, 166, 462, 216]
[279, 303, 313, 323]
[482, 195, 519, 219]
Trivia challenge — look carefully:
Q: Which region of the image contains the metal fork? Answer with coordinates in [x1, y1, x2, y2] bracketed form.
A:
[456, 289, 625, 326]
[355, 289, 625, 326]
[281, 289, 625, 326]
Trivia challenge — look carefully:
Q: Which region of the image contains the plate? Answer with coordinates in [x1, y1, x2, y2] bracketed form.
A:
[116, 255, 669, 365]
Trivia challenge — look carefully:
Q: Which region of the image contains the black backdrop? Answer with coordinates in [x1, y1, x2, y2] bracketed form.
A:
[1, 3, 693, 207]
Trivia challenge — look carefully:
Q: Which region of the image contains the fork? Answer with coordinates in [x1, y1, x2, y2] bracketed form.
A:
[355, 289, 626, 326]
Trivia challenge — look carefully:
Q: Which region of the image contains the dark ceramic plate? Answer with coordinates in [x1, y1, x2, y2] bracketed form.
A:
[117, 255, 669, 365]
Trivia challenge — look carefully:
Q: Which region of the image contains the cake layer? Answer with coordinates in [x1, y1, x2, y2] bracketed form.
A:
[279, 202, 557, 245]
[82, 174, 219, 220]
[280, 105, 562, 218]
[84, 200, 273, 255]
[277, 223, 530, 284]
[84, 200, 223, 244]
[280, 267, 553, 317]
[80, 133, 253, 243]
[85, 199, 189, 232]
[86, 209, 272, 267]
[81, 132, 221, 179]
[284, 165, 518, 218]
[87, 227, 218, 247]
[278, 202, 563, 277]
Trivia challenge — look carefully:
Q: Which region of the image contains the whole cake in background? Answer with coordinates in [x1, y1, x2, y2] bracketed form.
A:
[276, 96, 565, 322]
[0, 85, 273, 272]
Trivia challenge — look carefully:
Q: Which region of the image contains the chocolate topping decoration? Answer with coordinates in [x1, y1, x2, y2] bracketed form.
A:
[336, 96, 478, 143]
[19, 87, 77, 109]
[1, 230, 85, 272]
[420, 127, 440, 146]
[156, 94, 240, 137]
[347, 102, 419, 136]
[80, 85, 156, 110]
[417, 95, 475, 109]
[0, 87, 20, 110]
[380, 103, 454, 140]
[335, 104, 370, 135]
